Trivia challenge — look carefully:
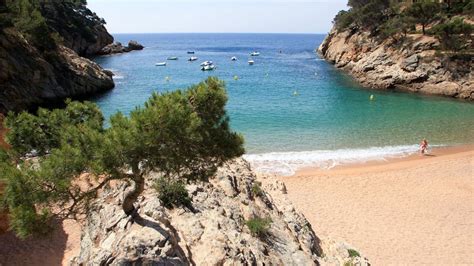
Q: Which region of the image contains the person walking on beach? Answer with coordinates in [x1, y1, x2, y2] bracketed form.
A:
[420, 138, 428, 155]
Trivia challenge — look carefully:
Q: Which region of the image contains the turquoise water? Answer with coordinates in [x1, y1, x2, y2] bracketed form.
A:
[91, 33, 474, 174]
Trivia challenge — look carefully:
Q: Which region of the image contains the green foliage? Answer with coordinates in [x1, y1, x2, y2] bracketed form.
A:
[251, 181, 263, 197]
[348, 248, 361, 258]
[380, 14, 414, 41]
[431, 17, 474, 51]
[245, 216, 272, 238]
[1, 77, 244, 238]
[154, 177, 191, 209]
[5, 100, 103, 156]
[334, 10, 355, 31]
[406, 0, 442, 34]
[5, 0, 56, 50]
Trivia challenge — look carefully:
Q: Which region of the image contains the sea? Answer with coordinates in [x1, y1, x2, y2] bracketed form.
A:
[91, 33, 474, 175]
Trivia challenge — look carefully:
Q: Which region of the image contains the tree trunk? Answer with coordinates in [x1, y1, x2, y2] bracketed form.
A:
[422, 24, 426, 35]
[122, 173, 145, 216]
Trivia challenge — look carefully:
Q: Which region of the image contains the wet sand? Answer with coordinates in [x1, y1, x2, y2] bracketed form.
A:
[281, 146, 474, 265]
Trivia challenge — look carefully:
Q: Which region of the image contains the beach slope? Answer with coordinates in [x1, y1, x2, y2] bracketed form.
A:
[282, 148, 474, 265]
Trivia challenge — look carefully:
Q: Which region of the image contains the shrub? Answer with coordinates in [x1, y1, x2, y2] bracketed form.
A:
[251, 181, 263, 197]
[348, 248, 360, 258]
[154, 178, 191, 209]
[431, 17, 474, 51]
[246, 217, 272, 238]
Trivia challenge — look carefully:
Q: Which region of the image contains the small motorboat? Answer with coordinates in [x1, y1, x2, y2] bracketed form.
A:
[248, 60, 254, 65]
[201, 64, 215, 71]
[155, 62, 167, 66]
[231, 56, 237, 61]
[187, 51, 195, 54]
[200, 61, 213, 66]
[167, 56, 178, 60]
[188, 56, 198, 61]
[250, 52, 260, 56]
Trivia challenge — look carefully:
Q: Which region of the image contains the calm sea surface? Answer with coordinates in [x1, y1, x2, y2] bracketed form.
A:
[91, 33, 474, 174]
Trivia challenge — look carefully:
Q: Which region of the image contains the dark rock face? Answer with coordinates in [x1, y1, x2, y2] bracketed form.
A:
[40, 2, 113, 56]
[98, 40, 144, 55]
[0, 28, 114, 113]
[0, 2, 117, 113]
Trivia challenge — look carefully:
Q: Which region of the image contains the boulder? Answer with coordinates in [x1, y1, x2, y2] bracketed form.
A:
[98, 40, 145, 55]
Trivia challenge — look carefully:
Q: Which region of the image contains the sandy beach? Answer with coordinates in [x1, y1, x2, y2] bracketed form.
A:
[281, 146, 474, 265]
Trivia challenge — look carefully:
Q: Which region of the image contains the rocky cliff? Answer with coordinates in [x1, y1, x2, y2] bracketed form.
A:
[72, 159, 369, 265]
[0, 1, 114, 113]
[318, 28, 473, 100]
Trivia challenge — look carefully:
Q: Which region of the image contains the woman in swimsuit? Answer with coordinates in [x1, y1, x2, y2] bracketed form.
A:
[420, 138, 428, 155]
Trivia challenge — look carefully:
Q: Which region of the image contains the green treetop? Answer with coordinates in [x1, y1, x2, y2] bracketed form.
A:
[0, 77, 245, 239]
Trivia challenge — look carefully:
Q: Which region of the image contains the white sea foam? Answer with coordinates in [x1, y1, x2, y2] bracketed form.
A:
[243, 145, 433, 176]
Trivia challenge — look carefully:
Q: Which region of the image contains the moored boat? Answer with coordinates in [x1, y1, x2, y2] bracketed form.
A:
[248, 59, 254, 65]
[231, 56, 237, 61]
[187, 51, 195, 54]
[201, 64, 215, 71]
[167, 56, 178, 60]
[250, 52, 260, 56]
[155, 62, 167, 66]
[200, 61, 213, 66]
[188, 56, 198, 61]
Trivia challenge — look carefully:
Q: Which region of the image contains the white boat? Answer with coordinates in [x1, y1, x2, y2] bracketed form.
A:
[250, 52, 260, 56]
[231, 56, 237, 61]
[167, 56, 178, 60]
[200, 61, 213, 66]
[155, 62, 167, 66]
[248, 60, 254, 65]
[201, 64, 215, 71]
[188, 56, 198, 61]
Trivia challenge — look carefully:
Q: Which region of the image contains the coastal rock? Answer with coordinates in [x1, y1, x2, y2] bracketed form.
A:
[72, 159, 369, 265]
[0, 2, 115, 113]
[401, 54, 420, 72]
[0, 28, 114, 113]
[98, 40, 145, 55]
[39, 2, 114, 56]
[127, 40, 144, 51]
[318, 28, 473, 100]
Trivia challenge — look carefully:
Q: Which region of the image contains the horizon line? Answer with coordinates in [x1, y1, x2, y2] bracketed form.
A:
[110, 32, 329, 35]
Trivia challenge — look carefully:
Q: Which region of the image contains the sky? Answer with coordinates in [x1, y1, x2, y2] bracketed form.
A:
[87, 0, 348, 34]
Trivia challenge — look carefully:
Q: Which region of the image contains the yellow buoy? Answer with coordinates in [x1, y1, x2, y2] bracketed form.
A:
[369, 94, 375, 101]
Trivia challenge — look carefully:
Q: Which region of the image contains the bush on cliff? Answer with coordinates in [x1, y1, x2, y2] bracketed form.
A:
[0, 77, 244, 238]
[430, 17, 474, 51]
[246, 217, 272, 238]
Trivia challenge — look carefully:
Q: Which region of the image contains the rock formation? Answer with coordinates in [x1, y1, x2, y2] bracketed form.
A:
[98, 40, 145, 55]
[72, 159, 369, 265]
[39, 2, 114, 57]
[0, 2, 115, 113]
[318, 28, 473, 100]
[0, 28, 114, 113]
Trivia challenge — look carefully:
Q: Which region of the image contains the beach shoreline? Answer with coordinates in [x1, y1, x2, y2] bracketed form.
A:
[294, 143, 474, 175]
[279, 144, 474, 265]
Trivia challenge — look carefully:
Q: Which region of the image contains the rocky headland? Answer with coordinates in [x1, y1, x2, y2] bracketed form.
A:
[0, 1, 143, 113]
[318, 28, 473, 100]
[70, 159, 368, 265]
[98, 40, 144, 55]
